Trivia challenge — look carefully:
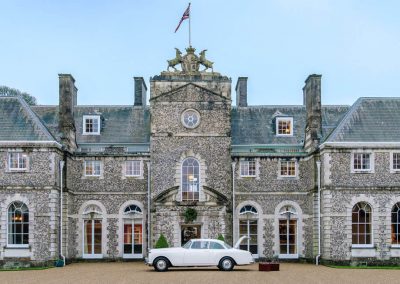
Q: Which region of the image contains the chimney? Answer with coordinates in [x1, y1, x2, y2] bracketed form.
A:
[134, 77, 147, 106]
[58, 74, 77, 151]
[303, 74, 322, 152]
[235, 77, 248, 107]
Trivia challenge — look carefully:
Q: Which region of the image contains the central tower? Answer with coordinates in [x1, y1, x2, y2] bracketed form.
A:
[150, 47, 232, 246]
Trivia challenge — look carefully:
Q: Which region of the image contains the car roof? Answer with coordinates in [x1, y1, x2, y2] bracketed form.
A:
[189, 239, 225, 244]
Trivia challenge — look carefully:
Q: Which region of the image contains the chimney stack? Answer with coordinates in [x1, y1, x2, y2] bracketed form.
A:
[303, 74, 322, 152]
[58, 74, 77, 151]
[235, 77, 248, 107]
[134, 77, 147, 106]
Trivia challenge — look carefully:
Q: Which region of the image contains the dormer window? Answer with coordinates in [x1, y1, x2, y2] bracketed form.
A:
[276, 117, 293, 136]
[83, 115, 100, 135]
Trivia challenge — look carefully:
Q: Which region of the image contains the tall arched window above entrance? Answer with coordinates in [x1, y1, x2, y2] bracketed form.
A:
[123, 204, 143, 258]
[8, 202, 29, 246]
[278, 205, 298, 258]
[239, 205, 258, 255]
[181, 158, 200, 201]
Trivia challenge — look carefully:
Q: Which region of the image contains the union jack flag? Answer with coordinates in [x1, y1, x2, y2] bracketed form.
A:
[175, 3, 190, 33]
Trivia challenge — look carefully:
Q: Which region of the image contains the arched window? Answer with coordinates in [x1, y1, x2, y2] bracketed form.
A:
[124, 205, 142, 214]
[8, 202, 29, 246]
[239, 205, 258, 255]
[392, 203, 400, 244]
[83, 204, 103, 258]
[279, 205, 298, 257]
[352, 202, 372, 245]
[123, 204, 143, 258]
[181, 158, 200, 201]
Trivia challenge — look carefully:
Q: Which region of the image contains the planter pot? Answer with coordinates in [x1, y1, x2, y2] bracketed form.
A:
[259, 262, 279, 271]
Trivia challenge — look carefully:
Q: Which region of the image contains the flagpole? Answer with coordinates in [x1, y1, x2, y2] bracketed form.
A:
[189, 2, 191, 47]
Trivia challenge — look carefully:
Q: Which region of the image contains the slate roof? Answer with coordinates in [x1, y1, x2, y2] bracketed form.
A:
[231, 105, 350, 145]
[326, 98, 400, 142]
[32, 105, 150, 144]
[0, 95, 55, 141]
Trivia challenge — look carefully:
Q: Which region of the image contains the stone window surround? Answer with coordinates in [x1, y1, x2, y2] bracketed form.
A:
[387, 197, 400, 257]
[390, 151, 400, 173]
[181, 108, 201, 129]
[118, 200, 146, 258]
[348, 196, 376, 253]
[7, 201, 29, 248]
[235, 201, 264, 258]
[83, 160, 103, 178]
[82, 115, 101, 135]
[0, 195, 34, 259]
[123, 160, 144, 178]
[275, 117, 294, 136]
[274, 201, 304, 259]
[277, 159, 299, 180]
[78, 201, 108, 259]
[239, 158, 256, 178]
[174, 150, 207, 202]
[350, 151, 375, 174]
[351, 202, 373, 248]
[6, 151, 30, 172]
[238, 158, 260, 180]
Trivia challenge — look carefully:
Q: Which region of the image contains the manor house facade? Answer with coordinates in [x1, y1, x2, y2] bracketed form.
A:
[1, 47, 400, 267]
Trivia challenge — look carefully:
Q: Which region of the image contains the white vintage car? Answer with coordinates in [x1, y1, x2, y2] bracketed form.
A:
[146, 236, 254, 272]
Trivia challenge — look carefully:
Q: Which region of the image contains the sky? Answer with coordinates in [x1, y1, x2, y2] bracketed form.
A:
[1, 0, 400, 106]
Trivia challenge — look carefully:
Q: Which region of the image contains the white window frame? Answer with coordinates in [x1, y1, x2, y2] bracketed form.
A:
[351, 202, 373, 248]
[240, 159, 256, 177]
[83, 115, 101, 135]
[7, 202, 30, 248]
[276, 117, 293, 136]
[84, 161, 102, 177]
[390, 152, 400, 173]
[351, 152, 374, 173]
[125, 160, 142, 177]
[82, 219, 103, 259]
[8, 152, 28, 171]
[181, 157, 200, 202]
[278, 159, 298, 179]
[278, 206, 299, 259]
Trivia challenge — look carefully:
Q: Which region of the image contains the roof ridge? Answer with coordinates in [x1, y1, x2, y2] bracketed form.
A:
[325, 98, 363, 142]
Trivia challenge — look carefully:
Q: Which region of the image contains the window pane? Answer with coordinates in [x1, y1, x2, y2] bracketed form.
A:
[182, 158, 200, 201]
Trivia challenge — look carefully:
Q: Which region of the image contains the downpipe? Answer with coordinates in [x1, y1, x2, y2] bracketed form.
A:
[59, 160, 66, 266]
[316, 160, 321, 265]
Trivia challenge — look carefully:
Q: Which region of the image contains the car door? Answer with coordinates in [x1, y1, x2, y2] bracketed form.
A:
[208, 241, 227, 265]
[183, 241, 211, 265]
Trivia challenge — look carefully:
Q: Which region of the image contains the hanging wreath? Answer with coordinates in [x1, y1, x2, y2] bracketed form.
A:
[184, 208, 198, 223]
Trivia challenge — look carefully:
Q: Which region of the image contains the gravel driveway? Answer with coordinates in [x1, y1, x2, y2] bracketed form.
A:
[1, 262, 399, 284]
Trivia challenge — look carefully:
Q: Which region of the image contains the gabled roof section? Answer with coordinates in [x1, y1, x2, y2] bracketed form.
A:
[0, 95, 55, 141]
[150, 83, 229, 102]
[327, 97, 400, 142]
[33, 105, 151, 145]
[74, 106, 150, 144]
[231, 105, 349, 145]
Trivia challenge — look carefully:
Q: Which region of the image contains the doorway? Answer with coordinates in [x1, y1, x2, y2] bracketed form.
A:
[181, 225, 201, 246]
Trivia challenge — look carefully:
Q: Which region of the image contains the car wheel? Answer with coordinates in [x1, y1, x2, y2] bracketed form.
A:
[154, 257, 169, 272]
[219, 257, 235, 271]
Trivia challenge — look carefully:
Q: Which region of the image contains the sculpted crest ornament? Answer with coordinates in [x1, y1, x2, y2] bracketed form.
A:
[167, 47, 214, 73]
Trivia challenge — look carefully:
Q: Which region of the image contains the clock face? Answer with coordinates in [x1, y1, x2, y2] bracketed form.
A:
[181, 109, 201, 129]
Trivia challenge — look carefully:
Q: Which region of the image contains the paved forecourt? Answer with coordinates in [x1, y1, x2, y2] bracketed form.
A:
[1, 263, 400, 284]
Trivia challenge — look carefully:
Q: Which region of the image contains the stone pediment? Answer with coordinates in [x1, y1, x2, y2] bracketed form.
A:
[153, 185, 229, 207]
[150, 83, 229, 103]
